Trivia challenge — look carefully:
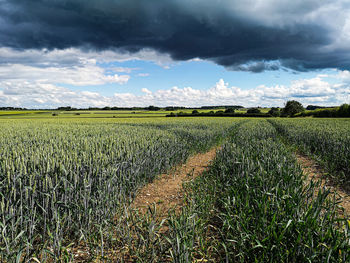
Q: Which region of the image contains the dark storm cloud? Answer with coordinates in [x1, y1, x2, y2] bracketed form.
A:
[0, 0, 349, 71]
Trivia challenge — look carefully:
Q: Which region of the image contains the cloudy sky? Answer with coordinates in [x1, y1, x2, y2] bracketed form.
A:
[0, 0, 349, 108]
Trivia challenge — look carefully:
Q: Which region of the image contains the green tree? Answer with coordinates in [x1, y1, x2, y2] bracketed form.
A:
[282, 100, 304, 116]
[338, 104, 350, 117]
[225, 108, 235, 113]
[148, 105, 160, 111]
[268, 107, 280, 117]
[247, 108, 261, 114]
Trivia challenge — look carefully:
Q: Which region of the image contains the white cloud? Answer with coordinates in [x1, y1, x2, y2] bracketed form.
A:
[138, 73, 150, 77]
[0, 63, 130, 86]
[0, 47, 348, 110]
[289, 77, 336, 97]
[0, 47, 175, 69]
[0, 47, 180, 89]
[0, 47, 188, 104]
[1, 76, 347, 108]
[0, 81, 109, 108]
[141, 88, 152, 94]
[336, 70, 350, 81]
[110, 67, 136, 73]
[108, 77, 348, 107]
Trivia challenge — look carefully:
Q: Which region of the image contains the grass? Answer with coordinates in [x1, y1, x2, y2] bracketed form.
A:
[1, 117, 349, 261]
[164, 119, 350, 262]
[0, 117, 241, 261]
[0, 108, 267, 119]
[269, 118, 350, 183]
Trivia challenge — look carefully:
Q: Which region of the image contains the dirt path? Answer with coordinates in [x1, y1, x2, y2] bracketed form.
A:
[72, 147, 220, 262]
[296, 153, 350, 215]
[132, 146, 219, 219]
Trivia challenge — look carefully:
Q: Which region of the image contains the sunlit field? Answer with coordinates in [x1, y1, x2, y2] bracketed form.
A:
[0, 108, 268, 119]
[0, 115, 349, 261]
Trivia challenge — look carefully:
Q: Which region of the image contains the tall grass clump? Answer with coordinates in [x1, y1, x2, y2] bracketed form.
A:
[166, 120, 350, 262]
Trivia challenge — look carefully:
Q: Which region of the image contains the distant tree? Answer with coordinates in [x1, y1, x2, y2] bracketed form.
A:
[225, 108, 235, 113]
[315, 109, 336, 118]
[0, 107, 27, 110]
[338, 104, 350, 117]
[306, 105, 326, 110]
[192, 109, 199, 115]
[282, 100, 304, 116]
[148, 105, 160, 111]
[165, 106, 175, 111]
[268, 107, 280, 117]
[247, 108, 261, 114]
[57, 106, 74, 111]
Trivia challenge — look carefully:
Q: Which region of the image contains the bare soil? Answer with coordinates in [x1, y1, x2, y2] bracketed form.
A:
[71, 147, 220, 262]
[132, 146, 219, 219]
[296, 152, 350, 215]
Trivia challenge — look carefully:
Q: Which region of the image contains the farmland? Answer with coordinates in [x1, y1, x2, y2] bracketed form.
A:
[0, 117, 239, 261]
[0, 107, 263, 119]
[269, 119, 350, 182]
[167, 119, 350, 262]
[0, 116, 350, 262]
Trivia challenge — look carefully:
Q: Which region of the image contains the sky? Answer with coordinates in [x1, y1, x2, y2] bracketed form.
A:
[0, 0, 350, 108]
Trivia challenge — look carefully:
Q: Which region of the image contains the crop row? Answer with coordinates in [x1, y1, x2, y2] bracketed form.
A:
[269, 118, 350, 182]
[0, 118, 241, 261]
[167, 120, 349, 262]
